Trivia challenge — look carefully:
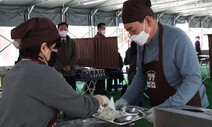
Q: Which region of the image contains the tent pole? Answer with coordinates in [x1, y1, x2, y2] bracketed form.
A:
[90, 9, 98, 37]
[0, 35, 13, 54]
[27, 5, 34, 20]
[62, 7, 69, 22]
[174, 14, 181, 26]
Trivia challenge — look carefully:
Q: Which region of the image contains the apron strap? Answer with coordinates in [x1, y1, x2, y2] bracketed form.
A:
[158, 23, 163, 61]
[47, 110, 58, 127]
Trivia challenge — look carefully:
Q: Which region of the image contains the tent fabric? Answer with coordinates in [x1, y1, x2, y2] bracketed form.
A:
[66, 8, 91, 26]
[30, 7, 61, 25]
[0, 5, 212, 28]
[0, 6, 27, 26]
[93, 11, 116, 27]
[0, 6, 118, 27]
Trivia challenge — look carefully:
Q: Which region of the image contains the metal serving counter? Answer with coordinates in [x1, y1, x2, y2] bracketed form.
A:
[154, 105, 212, 127]
[54, 118, 131, 127]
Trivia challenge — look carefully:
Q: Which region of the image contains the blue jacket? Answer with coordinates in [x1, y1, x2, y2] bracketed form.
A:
[122, 23, 209, 108]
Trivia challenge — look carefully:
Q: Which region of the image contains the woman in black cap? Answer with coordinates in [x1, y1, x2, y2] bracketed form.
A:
[0, 17, 109, 127]
[115, 0, 208, 123]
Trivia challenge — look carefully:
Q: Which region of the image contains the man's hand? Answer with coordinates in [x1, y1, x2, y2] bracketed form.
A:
[145, 107, 155, 123]
[94, 95, 110, 112]
[115, 98, 128, 108]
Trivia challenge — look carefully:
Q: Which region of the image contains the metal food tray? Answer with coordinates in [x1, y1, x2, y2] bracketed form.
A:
[93, 105, 147, 125]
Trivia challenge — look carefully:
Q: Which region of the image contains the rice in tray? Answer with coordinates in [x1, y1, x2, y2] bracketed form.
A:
[98, 110, 123, 120]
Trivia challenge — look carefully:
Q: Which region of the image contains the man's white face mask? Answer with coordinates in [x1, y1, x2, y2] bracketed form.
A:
[100, 30, 106, 35]
[130, 20, 150, 46]
[59, 30, 68, 38]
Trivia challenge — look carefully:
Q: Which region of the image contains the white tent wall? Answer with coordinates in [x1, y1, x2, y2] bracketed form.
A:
[0, 25, 127, 67]
[0, 27, 19, 66]
[1, 0, 212, 67]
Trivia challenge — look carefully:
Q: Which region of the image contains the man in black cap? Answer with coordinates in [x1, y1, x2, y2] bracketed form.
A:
[115, 0, 208, 123]
[0, 17, 110, 127]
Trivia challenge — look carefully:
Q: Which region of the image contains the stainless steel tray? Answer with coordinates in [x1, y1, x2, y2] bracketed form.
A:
[54, 118, 131, 127]
[93, 105, 147, 125]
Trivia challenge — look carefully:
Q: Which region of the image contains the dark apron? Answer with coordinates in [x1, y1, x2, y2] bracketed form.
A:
[141, 23, 201, 107]
[47, 111, 57, 127]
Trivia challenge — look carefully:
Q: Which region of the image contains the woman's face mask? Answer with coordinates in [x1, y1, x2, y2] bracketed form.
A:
[130, 20, 150, 46]
[59, 30, 68, 38]
[43, 46, 57, 67]
[48, 51, 57, 67]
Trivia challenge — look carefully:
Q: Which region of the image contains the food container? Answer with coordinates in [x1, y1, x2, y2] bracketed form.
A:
[93, 105, 147, 125]
[54, 118, 131, 127]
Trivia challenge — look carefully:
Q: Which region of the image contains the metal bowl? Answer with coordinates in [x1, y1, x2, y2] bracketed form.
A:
[116, 105, 128, 112]
[54, 118, 131, 127]
[113, 115, 138, 123]
[126, 107, 138, 114]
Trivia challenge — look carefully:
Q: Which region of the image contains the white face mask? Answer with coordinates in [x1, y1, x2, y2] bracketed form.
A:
[59, 30, 68, 38]
[130, 20, 150, 46]
[100, 30, 106, 35]
[12, 40, 20, 49]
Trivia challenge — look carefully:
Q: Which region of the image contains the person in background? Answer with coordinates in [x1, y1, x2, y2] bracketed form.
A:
[94, 23, 106, 38]
[123, 41, 143, 106]
[107, 52, 124, 92]
[115, 0, 208, 124]
[195, 36, 201, 61]
[124, 41, 137, 85]
[0, 17, 109, 127]
[54, 22, 77, 90]
[94, 23, 124, 93]
[93, 22, 108, 95]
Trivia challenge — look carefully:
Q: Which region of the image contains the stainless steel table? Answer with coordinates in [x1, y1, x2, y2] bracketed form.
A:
[154, 105, 212, 127]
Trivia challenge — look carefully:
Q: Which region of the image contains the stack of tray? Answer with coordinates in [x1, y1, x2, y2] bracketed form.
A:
[80, 68, 105, 78]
